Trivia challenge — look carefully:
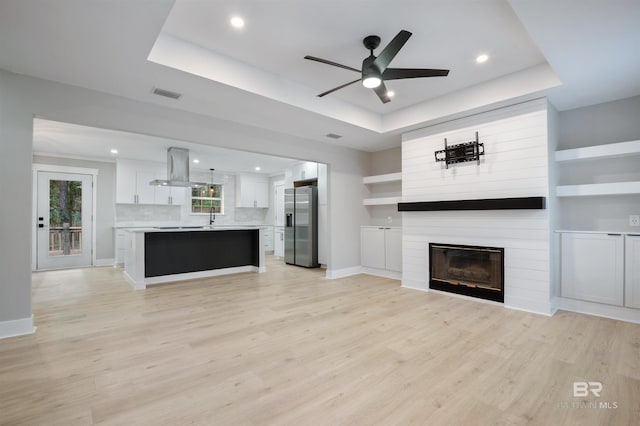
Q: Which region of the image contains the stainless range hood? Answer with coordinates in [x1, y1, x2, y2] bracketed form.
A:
[149, 147, 207, 188]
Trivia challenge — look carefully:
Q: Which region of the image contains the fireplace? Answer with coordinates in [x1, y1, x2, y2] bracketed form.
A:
[429, 243, 504, 303]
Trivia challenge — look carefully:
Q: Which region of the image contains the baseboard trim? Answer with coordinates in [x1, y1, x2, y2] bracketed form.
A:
[0, 316, 36, 340]
[361, 267, 401, 280]
[556, 297, 640, 324]
[325, 266, 362, 279]
[94, 258, 115, 267]
[126, 266, 260, 290]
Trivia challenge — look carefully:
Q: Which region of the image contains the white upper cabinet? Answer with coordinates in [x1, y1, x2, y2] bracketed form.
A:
[116, 159, 185, 205]
[236, 173, 269, 208]
[292, 161, 318, 182]
[116, 159, 157, 204]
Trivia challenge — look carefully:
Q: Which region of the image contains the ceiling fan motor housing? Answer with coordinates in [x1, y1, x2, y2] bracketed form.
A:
[361, 55, 381, 80]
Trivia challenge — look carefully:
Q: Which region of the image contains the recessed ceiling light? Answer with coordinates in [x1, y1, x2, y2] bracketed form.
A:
[110, 149, 118, 154]
[476, 54, 489, 64]
[230, 16, 245, 29]
[255, 166, 261, 171]
[193, 159, 199, 164]
[387, 90, 395, 98]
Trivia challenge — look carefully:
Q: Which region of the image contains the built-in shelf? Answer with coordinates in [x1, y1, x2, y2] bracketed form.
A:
[556, 181, 640, 197]
[555, 140, 640, 162]
[363, 172, 402, 184]
[363, 172, 402, 206]
[363, 196, 402, 206]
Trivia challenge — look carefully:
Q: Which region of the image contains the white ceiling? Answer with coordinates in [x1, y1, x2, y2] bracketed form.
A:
[1, 0, 639, 154]
[33, 119, 301, 176]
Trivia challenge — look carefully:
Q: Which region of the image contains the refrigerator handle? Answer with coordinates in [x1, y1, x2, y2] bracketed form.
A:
[286, 213, 293, 228]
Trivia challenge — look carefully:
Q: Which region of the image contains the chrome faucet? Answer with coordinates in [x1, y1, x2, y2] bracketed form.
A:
[209, 206, 216, 225]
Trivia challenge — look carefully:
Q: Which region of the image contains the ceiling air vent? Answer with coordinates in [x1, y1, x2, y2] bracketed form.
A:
[152, 87, 182, 100]
[325, 133, 342, 139]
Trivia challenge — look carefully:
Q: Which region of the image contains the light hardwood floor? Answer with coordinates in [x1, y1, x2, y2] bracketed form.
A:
[1, 256, 639, 425]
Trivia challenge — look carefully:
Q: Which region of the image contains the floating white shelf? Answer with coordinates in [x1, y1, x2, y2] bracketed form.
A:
[363, 196, 402, 206]
[555, 140, 640, 162]
[363, 172, 402, 184]
[556, 181, 640, 197]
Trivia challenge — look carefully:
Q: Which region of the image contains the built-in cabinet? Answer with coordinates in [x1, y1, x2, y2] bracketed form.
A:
[625, 234, 640, 309]
[560, 232, 624, 306]
[291, 161, 318, 182]
[360, 226, 402, 275]
[116, 159, 186, 205]
[236, 173, 269, 208]
[559, 231, 640, 309]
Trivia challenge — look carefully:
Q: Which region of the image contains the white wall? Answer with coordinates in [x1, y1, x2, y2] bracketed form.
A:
[401, 98, 553, 314]
[0, 71, 33, 332]
[33, 155, 116, 262]
[0, 69, 369, 333]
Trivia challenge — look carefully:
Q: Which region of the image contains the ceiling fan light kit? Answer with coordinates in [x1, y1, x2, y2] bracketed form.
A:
[305, 30, 450, 104]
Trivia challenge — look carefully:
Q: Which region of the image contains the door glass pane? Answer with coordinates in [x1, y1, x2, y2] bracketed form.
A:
[49, 180, 82, 256]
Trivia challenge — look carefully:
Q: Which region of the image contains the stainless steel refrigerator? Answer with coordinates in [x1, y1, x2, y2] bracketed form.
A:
[284, 186, 319, 267]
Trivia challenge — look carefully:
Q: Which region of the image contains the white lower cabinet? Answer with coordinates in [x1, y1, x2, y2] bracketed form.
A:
[560, 232, 624, 306]
[625, 234, 640, 309]
[262, 226, 274, 253]
[274, 227, 284, 257]
[361, 226, 402, 273]
[114, 229, 127, 266]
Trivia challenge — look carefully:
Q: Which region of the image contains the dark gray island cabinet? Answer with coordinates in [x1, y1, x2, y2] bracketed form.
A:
[123, 227, 266, 289]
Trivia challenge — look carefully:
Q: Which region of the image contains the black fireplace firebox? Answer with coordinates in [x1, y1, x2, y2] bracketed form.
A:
[429, 243, 504, 303]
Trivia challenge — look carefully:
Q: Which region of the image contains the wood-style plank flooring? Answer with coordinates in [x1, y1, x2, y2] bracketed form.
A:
[1, 256, 639, 425]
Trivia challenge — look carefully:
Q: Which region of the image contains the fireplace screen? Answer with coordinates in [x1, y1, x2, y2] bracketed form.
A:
[429, 243, 504, 302]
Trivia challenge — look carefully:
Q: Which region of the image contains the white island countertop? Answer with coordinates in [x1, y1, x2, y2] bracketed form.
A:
[124, 225, 261, 233]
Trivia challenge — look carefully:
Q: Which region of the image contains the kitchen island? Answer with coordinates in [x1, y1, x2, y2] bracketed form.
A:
[123, 227, 265, 289]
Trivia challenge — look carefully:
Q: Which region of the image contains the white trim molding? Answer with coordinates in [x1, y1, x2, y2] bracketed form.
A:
[94, 258, 116, 267]
[0, 316, 36, 340]
[324, 266, 363, 279]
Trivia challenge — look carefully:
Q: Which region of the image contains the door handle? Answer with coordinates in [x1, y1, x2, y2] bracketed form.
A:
[38, 224, 45, 228]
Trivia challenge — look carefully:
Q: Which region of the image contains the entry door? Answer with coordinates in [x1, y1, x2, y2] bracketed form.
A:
[36, 171, 93, 270]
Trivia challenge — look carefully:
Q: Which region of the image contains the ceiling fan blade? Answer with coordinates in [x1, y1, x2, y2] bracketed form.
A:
[371, 30, 412, 72]
[304, 56, 361, 73]
[373, 81, 391, 104]
[383, 68, 450, 80]
[317, 78, 361, 97]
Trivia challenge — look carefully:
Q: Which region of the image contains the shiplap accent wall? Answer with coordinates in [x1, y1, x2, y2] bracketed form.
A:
[401, 99, 553, 315]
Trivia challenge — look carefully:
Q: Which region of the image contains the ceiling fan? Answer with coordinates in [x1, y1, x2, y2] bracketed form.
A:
[305, 30, 449, 104]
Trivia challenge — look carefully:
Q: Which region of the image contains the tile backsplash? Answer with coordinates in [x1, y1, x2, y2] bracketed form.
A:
[116, 204, 181, 222]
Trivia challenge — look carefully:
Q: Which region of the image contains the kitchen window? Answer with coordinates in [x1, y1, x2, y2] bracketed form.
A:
[191, 184, 224, 214]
